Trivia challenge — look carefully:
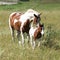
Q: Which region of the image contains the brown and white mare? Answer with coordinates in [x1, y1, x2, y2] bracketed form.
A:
[9, 9, 41, 45]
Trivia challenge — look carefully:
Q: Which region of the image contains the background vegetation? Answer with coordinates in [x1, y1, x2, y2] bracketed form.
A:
[0, 0, 60, 60]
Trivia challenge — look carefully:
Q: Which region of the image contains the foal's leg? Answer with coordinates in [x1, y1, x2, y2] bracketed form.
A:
[30, 35, 36, 49]
[38, 41, 41, 47]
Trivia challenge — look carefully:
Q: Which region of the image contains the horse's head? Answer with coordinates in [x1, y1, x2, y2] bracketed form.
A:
[26, 9, 42, 25]
[33, 13, 42, 25]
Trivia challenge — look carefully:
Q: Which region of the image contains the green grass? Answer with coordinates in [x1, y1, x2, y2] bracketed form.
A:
[0, 1, 60, 11]
[0, 1, 60, 60]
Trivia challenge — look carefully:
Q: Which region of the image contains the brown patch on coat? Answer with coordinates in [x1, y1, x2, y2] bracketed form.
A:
[10, 12, 22, 31]
[14, 21, 21, 31]
[22, 19, 30, 34]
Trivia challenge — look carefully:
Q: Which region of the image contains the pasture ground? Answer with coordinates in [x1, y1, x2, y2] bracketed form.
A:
[0, 0, 60, 60]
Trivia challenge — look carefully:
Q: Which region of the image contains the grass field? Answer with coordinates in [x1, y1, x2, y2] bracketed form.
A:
[0, 0, 60, 60]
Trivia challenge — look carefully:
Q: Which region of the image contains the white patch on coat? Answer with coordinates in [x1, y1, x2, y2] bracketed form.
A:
[14, 19, 19, 25]
[41, 29, 44, 35]
[29, 27, 37, 37]
[19, 9, 39, 30]
[19, 13, 34, 23]
[19, 9, 39, 24]
[19, 12, 34, 30]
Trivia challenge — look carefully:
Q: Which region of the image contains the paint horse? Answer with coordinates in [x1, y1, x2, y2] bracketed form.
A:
[9, 9, 41, 45]
[29, 23, 44, 49]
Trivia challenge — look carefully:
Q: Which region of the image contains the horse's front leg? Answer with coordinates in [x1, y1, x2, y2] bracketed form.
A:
[21, 30, 24, 46]
[38, 41, 41, 47]
[27, 33, 30, 43]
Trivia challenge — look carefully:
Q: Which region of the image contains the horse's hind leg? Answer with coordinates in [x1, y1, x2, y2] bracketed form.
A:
[10, 26, 15, 41]
[16, 31, 21, 44]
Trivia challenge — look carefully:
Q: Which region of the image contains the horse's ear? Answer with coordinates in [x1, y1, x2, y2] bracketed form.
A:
[34, 14, 37, 17]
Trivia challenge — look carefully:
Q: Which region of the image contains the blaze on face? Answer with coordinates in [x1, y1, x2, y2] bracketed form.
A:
[39, 23, 44, 36]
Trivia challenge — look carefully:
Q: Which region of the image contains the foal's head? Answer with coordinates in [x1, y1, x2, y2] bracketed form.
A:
[34, 23, 44, 40]
[38, 23, 44, 36]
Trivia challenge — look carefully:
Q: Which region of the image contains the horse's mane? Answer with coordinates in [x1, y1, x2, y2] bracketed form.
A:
[25, 9, 39, 15]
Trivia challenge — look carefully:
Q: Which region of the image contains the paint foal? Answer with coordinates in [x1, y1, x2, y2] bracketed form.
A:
[29, 23, 44, 49]
[9, 9, 41, 45]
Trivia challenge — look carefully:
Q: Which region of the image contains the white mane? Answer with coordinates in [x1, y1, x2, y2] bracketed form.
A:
[29, 27, 37, 36]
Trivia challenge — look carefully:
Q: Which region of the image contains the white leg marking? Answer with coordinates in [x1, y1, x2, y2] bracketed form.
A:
[30, 36, 33, 46]
[38, 42, 40, 47]
[19, 41, 21, 45]
[32, 41, 35, 50]
[21, 31, 24, 46]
